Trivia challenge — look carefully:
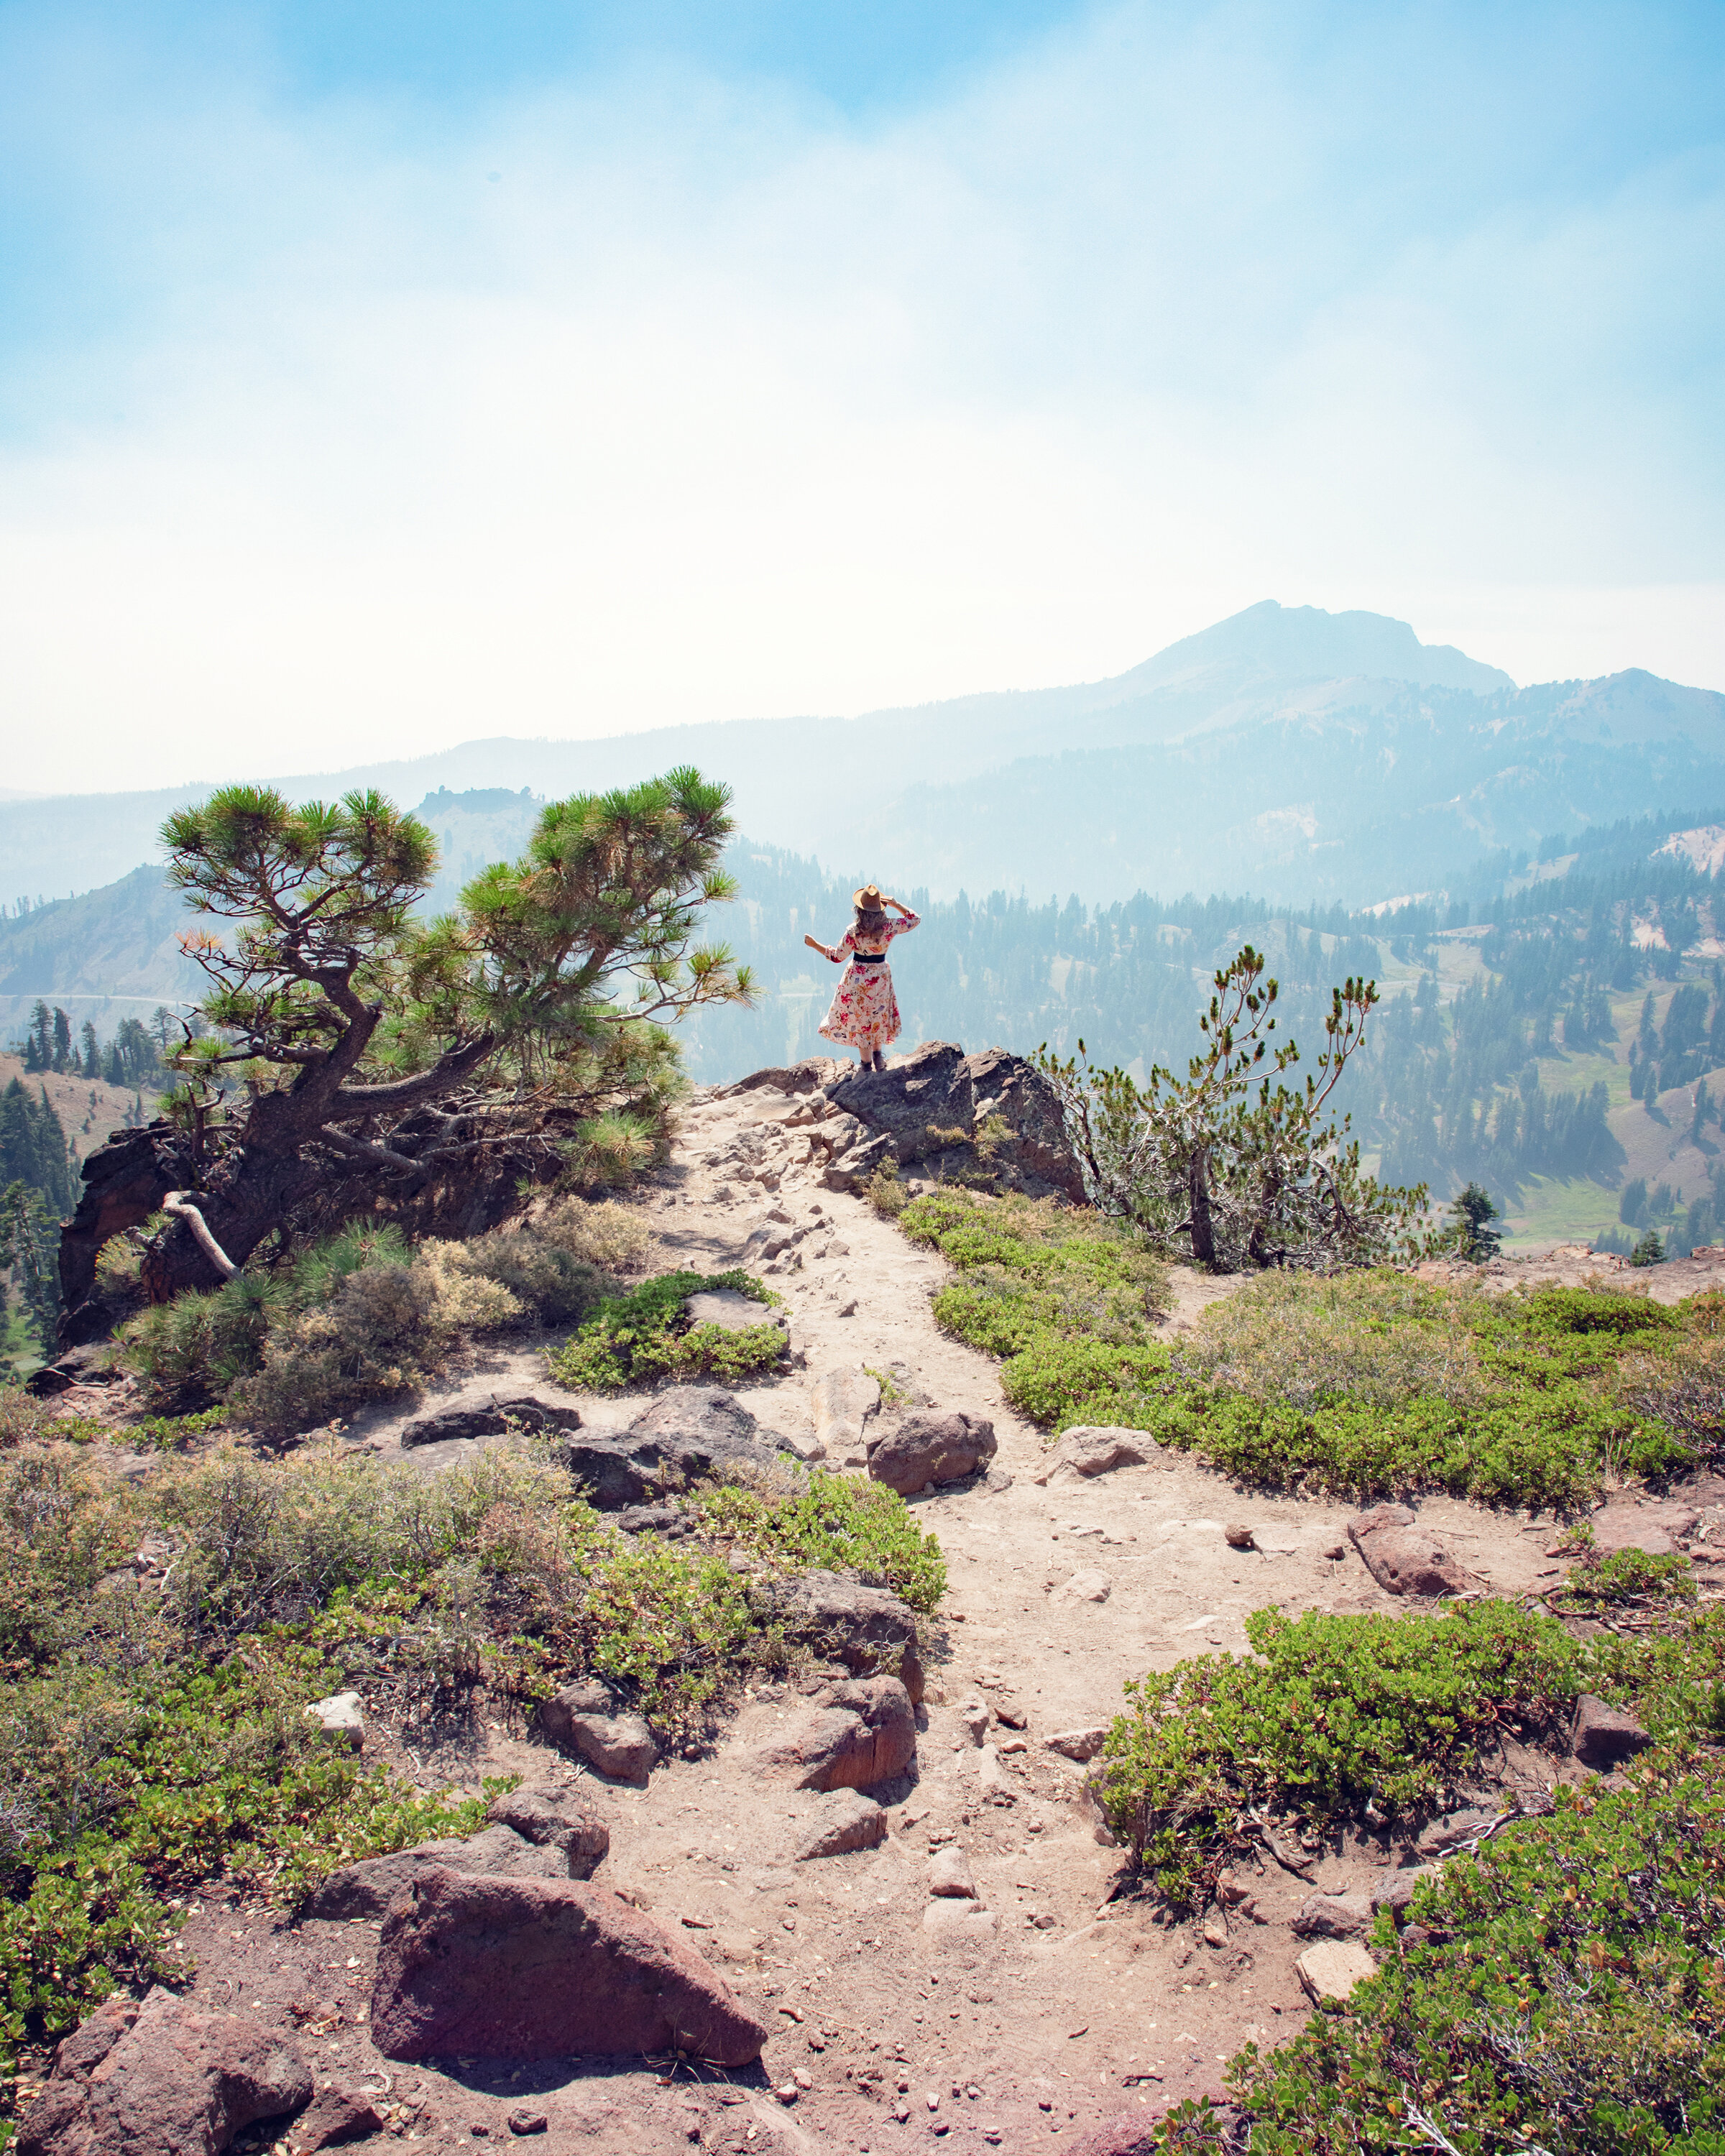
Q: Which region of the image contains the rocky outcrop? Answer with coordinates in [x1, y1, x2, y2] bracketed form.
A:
[1347, 1503, 1481, 1598]
[484, 1785, 611, 1874]
[814, 1042, 1086, 1202]
[400, 1396, 582, 1447]
[17, 1995, 312, 2156]
[867, 1409, 997, 1494]
[369, 1866, 768, 2065]
[551, 1386, 785, 1509]
[776, 1568, 925, 1701]
[303, 1812, 604, 1920]
[753, 1676, 917, 1792]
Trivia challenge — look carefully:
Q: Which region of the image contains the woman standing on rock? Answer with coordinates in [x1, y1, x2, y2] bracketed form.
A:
[806, 884, 919, 1071]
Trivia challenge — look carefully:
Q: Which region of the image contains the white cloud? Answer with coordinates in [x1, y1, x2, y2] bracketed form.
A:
[0, 3, 1720, 793]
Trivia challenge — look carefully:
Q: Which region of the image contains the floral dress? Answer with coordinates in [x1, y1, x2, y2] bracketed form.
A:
[817, 911, 919, 1054]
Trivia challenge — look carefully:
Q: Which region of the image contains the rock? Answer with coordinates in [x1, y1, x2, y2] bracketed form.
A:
[1571, 1693, 1655, 1769]
[1054, 1569, 1111, 1604]
[928, 1846, 975, 1898]
[754, 1676, 917, 1792]
[507, 2109, 550, 2137]
[1294, 1940, 1379, 2004]
[24, 1344, 123, 1397]
[305, 1824, 575, 1919]
[1371, 1869, 1438, 1919]
[484, 1787, 610, 1877]
[960, 1697, 990, 1743]
[822, 1043, 1087, 1204]
[794, 1790, 888, 1861]
[921, 1900, 999, 1940]
[539, 1695, 658, 1784]
[286, 2084, 387, 2152]
[1201, 1916, 1228, 1948]
[811, 1367, 881, 1463]
[778, 1569, 925, 1701]
[1414, 1808, 1501, 1860]
[867, 1411, 997, 1496]
[370, 1866, 768, 2066]
[1224, 1524, 1256, 1551]
[1031, 1427, 1164, 1485]
[1291, 1889, 1375, 1940]
[1045, 1726, 1109, 1763]
[1062, 2115, 1173, 2156]
[304, 1690, 364, 1749]
[686, 1290, 786, 1335]
[17, 1996, 312, 2156]
[778, 1428, 827, 1462]
[1590, 1501, 1699, 1560]
[400, 1396, 583, 1448]
[1347, 1504, 1481, 1598]
[614, 1503, 695, 1538]
[551, 1388, 782, 1510]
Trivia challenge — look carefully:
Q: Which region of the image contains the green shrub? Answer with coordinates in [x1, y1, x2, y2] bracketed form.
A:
[1205, 1762, 1725, 2156]
[1100, 1601, 1585, 1909]
[699, 1470, 947, 1613]
[546, 1269, 786, 1391]
[866, 1161, 908, 1218]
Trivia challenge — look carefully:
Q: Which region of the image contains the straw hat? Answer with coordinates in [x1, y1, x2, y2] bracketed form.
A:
[852, 883, 885, 909]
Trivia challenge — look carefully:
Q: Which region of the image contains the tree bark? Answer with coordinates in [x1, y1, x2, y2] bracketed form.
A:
[1187, 1148, 1216, 1266]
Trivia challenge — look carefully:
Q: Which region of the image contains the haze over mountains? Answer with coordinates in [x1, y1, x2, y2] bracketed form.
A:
[5, 600, 1722, 913]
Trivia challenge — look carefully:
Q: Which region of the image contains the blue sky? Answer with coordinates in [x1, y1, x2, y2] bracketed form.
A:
[0, 0, 1721, 790]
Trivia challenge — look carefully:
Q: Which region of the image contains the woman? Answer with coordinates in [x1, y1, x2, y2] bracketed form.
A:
[806, 884, 919, 1070]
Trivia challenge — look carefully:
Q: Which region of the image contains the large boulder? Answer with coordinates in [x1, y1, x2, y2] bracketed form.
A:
[1347, 1503, 1481, 1598]
[819, 1042, 1086, 1202]
[777, 1568, 925, 1702]
[17, 1995, 311, 2156]
[400, 1396, 582, 1447]
[303, 1821, 584, 1920]
[552, 1387, 783, 1509]
[752, 1676, 916, 1792]
[868, 1410, 997, 1495]
[369, 1866, 768, 2066]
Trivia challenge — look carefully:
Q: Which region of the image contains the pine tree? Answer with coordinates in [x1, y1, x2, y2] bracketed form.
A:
[51, 1007, 73, 1074]
[1448, 1181, 1503, 1261]
[80, 1021, 100, 1079]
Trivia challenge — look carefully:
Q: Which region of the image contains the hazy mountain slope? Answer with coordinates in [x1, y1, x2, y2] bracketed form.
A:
[3, 602, 1719, 911]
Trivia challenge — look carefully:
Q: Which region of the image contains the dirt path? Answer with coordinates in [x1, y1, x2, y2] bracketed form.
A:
[83, 1075, 1725, 2156]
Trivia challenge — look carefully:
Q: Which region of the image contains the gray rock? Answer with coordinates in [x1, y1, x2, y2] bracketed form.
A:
[1294, 1940, 1377, 2003]
[811, 1367, 881, 1463]
[552, 1386, 781, 1508]
[778, 1568, 925, 1702]
[303, 1824, 571, 1919]
[305, 1690, 364, 1749]
[1031, 1427, 1164, 1485]
[1571, 1693, 1655, 1769]
[794, 1790, 888, 1861]
[1290, 1889, 1375, 1940]
[484, 1787, 610, 1877]
[540, 1693, 658, 1784]
[401, 1396, 582, 1448]
[821, 1042, 1087, 1204]
[686, 1290, 786, 1335]
[867, 1410, 997, 1495]
[1589, 1501, 1699, 1560]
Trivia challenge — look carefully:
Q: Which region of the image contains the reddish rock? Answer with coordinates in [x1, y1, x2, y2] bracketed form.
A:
[17, 1996, 311, 2156]
[1571, 1693, 1654, 1769]
[794, 1789, 888, 1861]
[1348, 1504, 1479, 1597]
[1590, 1501, 1698, 1560]
[303, 1823, 569, 1920]
[369, 1866, 768, 2066]
[484, 1786, 610, 1876]
[1290, 1889, 1375, 1940]
[753, 1677, 916, 1792]
[285, 2084, 386, 2152]
[867, 1411, 996, 1494]
[778, 1569, 925, 1702]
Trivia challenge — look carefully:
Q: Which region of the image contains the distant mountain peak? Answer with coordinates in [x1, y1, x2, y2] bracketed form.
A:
[1118, 600, 1514, 699]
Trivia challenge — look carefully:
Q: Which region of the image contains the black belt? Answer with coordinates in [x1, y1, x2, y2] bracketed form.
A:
[852, 952, 887, 964]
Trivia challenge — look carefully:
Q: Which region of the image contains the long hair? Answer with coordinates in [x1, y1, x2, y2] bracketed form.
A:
[854, 903, 889, 939]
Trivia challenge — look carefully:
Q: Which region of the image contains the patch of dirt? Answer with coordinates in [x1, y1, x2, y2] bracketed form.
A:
[34, 1061, 1725, 2155]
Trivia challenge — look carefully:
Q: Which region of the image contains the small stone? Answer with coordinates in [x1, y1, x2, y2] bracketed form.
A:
[960, 1697, 990, 1743]
[1295, 1940, 1378, 2003]
[775, 2082, 799, 2105]
[1054, 1570, 1111, 1604]
[1224, 1524, 1256, 1550]
[1201, 1917, 1227, 1947]
[507, 2108, 549, 2137]
[1045, 1726, 1108, 1763]
[1324, 1544, 1346, 1561]
[1571, 1694, 1654, 1770]
[1291, 1890, 1374, 1940]
[305, 1690, 365, 1750]
[929, 1846, 975, 1898]
[795, 1789, 888, 1862]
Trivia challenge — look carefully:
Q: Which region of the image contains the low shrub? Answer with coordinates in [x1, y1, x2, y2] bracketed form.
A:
[902, 1187, 1170, 1428]
[1200, 1761, 1725, 2156]
[546, 1269, 786, 1391]
[699, 1470, 948, 1613]
[1100, 1600, 1583, 1909]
